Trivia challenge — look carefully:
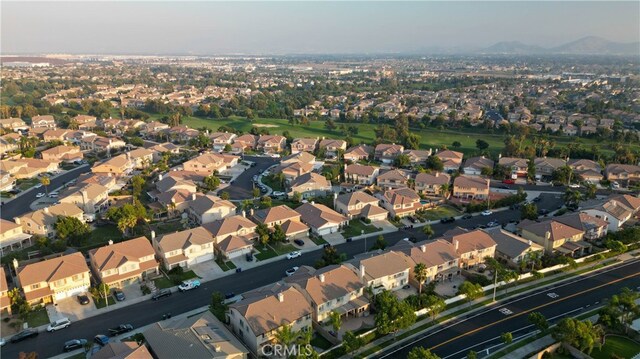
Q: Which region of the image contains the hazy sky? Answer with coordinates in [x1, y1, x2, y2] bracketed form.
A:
[2, 1, 639, 55]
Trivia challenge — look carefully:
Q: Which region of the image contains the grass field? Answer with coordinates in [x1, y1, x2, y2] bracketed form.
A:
[254, 242, 297, 261]
[25, 308, 50, 327]
[420, 205, 463, 220]
[590, 335, 640, 359]
[342, 219, 381, 238]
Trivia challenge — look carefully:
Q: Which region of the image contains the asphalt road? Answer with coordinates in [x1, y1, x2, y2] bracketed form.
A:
[375, 259, 640, 359]
[224, 155, 279, 200]
[0, 165, 91, 221]
[0, 194, 565, 358]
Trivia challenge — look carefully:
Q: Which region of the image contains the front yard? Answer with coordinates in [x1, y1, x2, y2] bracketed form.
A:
[215, 258, 237, 272]
[94, 295, 116, 309]
[154, 269, 199, 289]
[254, 242, 297, 261]
[341, 219, 381, 238]
[590, 335, 640, 359]
[25, 308, 50, 327]
[16, 178, 40, 191]
[418, 205, 462, 221]
[262, 174, 285, 192]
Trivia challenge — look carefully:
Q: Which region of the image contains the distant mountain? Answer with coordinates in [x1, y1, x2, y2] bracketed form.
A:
[481, 36, 639, 56]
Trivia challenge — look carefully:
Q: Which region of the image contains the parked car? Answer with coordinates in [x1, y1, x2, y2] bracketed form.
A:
[440, 217, 455, 224]
[533, 197, 542, 202]
[461, 214, 472, 220]
[63, 339, 87, 352]
[77, 294, 90, 305]
[538, 209, 550, 215]
[285, 266, 299, 277]
[113, 289, 126, 301]
[151, 289, 172, 301]
[502, 179, 515, 184]
[10, 329, 39, 343]
[47, 317, 71, 332]
[487, 221, 499, 228]
[481, 210, 493, 216]
[178, 279, 201, 292]
[108, 324, 134, 337]
[94, 334, 109, 346]
[245, 252, 253, 261]
[224, 292, 236, 299]
[498, 185, 509, 189]
[286, 251, 301, 259]
[272, 191, 285, 197]
[611, 181, 620, 189]
[293, 239, 305, 246]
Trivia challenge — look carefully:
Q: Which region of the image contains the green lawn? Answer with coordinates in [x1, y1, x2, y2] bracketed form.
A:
[419, 205, 463, 221]
[25, 308, 50, 327]
[272, 198, 303, 209]
[310, 236, 328, 246]
[310, 334, 333, 350]
[590, 335, 640, 359]
[151, 220, 186, 235]
[154, 270, 199, 289]
[262, 175, 285, 192]
[216, 258, 237, 272]
[342, 219, 381, 238]
[254, 242, 298, 261]
[16, 178, 40, 191]
[94, 295, 116, 309]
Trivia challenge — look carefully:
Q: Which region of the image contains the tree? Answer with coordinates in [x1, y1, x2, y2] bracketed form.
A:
[203, 175, 221, 191]
[451, 141, 462, 149]
[315, 246, 346, 268]
[476, 139, 489, 151]
[220, 192, 230, 200]
[274, 324, 295, 347]
[252, 187, 260, 198]
[394, 154, 411, 168]
[414, 263, 428, 296]
[604, 239, 627, 254]
[422, 225, 434, 239]
[584, 182, 597, 200]
[552, 165, 574, 185]
[131, 175, 145, 200]
[342, 331, 363, 357]
[271, 224, 286, 243]
[467, 351, 477, 359]
[256, 223, 270, 247]
[55, 216, 90, 246]
[552, 317, 603, 354]
[370, 235, 387, 250]
[457, 281, 483, 307]
[426, 156, 444, 172]
[526, 159, 536, 183]
[521, 203, 538, 220]
[293, 191, 302, 203]
[330, 311, 342, 333]
[260, 195, 272, 208]
[598, 287, 640, 334]
[501, 332, 513, 344]
[528, 312, 549, 332]
[425, 295, 446, 320]
[563, 188, 582, 208]
[407, 347, 441, 359]
[210, 292, 228, 322]
[40, 176, 50, 195]
[374, 291, 416, 336]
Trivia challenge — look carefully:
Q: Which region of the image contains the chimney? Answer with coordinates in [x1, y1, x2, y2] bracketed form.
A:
[108, 240, 113, 245]
[319, 274, 325, 283]
[277, 292, 284, 302]
[453, 239, 459, 251]
[528, 240, 532, 245]
[545, 231, 551, 240]
[191, 193, 196, 201]
[420, 244, 426, 253]
[333, 193, 338, 208]
[359, 264, 365, 279]
[241, 210, 246, 218]
[249, 208, 254, 216]
[12, 258, 19, 271]
[44, 207, 49, 214]
[151, 230, 156, 240]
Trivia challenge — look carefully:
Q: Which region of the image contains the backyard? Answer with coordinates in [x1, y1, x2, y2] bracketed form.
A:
[341, 219, 381, 238]
[590, 335, 640, 359]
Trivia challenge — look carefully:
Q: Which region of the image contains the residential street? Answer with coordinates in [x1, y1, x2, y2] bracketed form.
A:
[223, 155, 278, 200]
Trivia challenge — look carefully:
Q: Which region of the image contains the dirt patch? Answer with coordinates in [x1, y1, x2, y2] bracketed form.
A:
[253, 124, 279, 128]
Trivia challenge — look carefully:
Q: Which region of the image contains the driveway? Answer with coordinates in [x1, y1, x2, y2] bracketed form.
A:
[322, 232, 345, 246]
[289, 237, 320, 251]
[53, 296, 101, 322]
[191, 261, 224, 281]
[224, 156, 278, 200]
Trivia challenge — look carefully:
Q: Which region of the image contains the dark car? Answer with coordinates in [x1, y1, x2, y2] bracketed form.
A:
[108, 324, 134, 337]
[151, 289, 172, 301]
[538, 209, 550, 216]
[10, 329, 39, 343]
[440, 217, 455, 224]
[533, 197, 542, 202]
[498, 185, 509, 189]
[113, 289, 126, 301]
[225, 292, 236, 299]
[94, 335, 109, 346]
[461, 214, 472, 220]
[293, 239, 305, 246]
[77, 294, 90, 305]
[63, 339, 87, 352]
[245, 252, 253, 261]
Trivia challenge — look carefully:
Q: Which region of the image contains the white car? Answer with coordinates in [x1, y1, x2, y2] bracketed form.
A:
[36, 193, 45, 198]
[568, 184, 581, 188]
[178, 279, 201, 292]
[611, 181, 620, 189]
[48, 193, 59, 198]
[285, 266, 299, 276]
[34, 183, 43, 189]
[487, 221, 500, 227]
[47, 317, 71, 332]
[286, 251, 301, 260]
[481, 210, 493, 216]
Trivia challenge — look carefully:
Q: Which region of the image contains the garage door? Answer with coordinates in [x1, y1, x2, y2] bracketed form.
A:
[54, 286, 87, 301]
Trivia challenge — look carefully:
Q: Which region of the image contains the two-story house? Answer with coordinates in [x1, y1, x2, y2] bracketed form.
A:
[295, 202, 348, 236]
[344, 164, 379, 185]
[453, 175, 490, 200]
[288, 172, 332, 199]
[91, 154, 132, 177]
[40, 145, 83, 163]
[128, 148, 156, 169]
[380, 187, 422, 218]
[290, 138, 319, 154]
[441, 228, 497, 269]
[568, 159, 603, 184]
[483, 227, 544, 268]
[553, 212, 609, 241]
[498, 157, 529, 179]
[334, 191, 388, 222]
[257, 135, 286, 154]
[343, 145, 373, 162]
[535, 157, 566, 181]
[350, 251, 410, 294]
[0, 267, 10, 315]
[403, 150, 432, 165]
[230, 134, 258, 153]
[202, 215, 258, 259]
[15, 203, 84, 238]
[390, 239, 460, 285]
[0, 117, 29, 132]
[414, 172, 450, 196]
[89, 236, 159, 287]
[374, 144, 404, 164]
[605, 164, 640, 186]
[318, 139, 347, 158]
[517, 219, 587, 256]
[187, 194, 237, 225]
[462, 156, 495, 176]
[183, 153, 239, 175]
[209, 132, 237, 152]
[152, 227, 216, 270]
[31, 115, 56, 129]
[58, 183, 110, 215]
[250, 205, 309, 240]
[0, 219, 32, 255]
[377, 169, 410, 189]
[435, 150, 464, 172]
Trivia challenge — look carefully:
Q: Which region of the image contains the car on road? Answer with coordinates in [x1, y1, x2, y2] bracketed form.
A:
[533, 197, 542, 202]
[498, 185, 509, 189]
[487, 221, 500, 228]
[77, 294, 90, 305]
[538, 209, 550, 216]
[36, 192, 45, 198]
[152, 289, 172, 300]
[293, 239, 305, 246]
[481, 210, 493, 216]
[178, 279, 201, 292]
[261, 187, 268, 193]
[285, 266, 299, 276]
[473, 224, 487, 229]
[94, 334, 109, 346]
[47, 317, 71, 332]
[286, 251, 301, 259]
[63, 339, 87, 352]
[502, 179, 515, 184]
[568, 183, 581, 188]
[108, 324, 134, 336]
[461, 214, 473, 220]
[10, 329, 39, 343]
[225, 292, 236, 299]
[113, 289, 125, 301]
[440, 217, 455, 223]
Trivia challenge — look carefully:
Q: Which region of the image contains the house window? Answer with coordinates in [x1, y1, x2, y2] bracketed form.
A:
[31, 284, 40, 290]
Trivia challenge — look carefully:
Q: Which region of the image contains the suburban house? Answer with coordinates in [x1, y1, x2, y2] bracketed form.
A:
[228, 284, 313, 355]
[187, 194, 237, 225]
[282, 151, 316, 165]
[128, 147, 155, 169]
[152, 227, 215, 270]
[15, 203, 84, 238]
[202, 215, 258, 259]
[483, 227, 544, 267]
[462, 156, 495, 176]
[31, 115, 56, 129]
[209, 132, 237, 152]
[498, 157, 529, 179]
[276, 161, 314, 182]
[149, 142, 180, 162]
[142, 121, 170, 135]
[441, 228, 497, 269]
[291, 138, 319, 154]
[380, 187, 422, 218]
[16, 252, 91, 304]
[377, 169, 410, 189]
[605, 164, 640, 185]
[58, 183, 110, 216]
[183, 153, 239, 174]
[144, 311, 248, 359]
[403, 150, 432, 165]
[89, 236, 159, 287]
[156, 174, 199, 194]
[73, 115, 97, 129]
[583, 194, 640, 232]
[288, 172, 332, 199]
[42, 129, 69, 142]
[553, 212, 609, 241]
[40, 145, 83, 163]
[0, 117, 29, 132]
[295, 202, 348, 236]
[517, 219, 588, 256]
[290, 264, 367, 322]
[1, 158, 59, 179]
[344, 164, 379, 185]
[319, 139, 347, 158]
[390, 239, 460, 284]
[80, 136, 126, 152]
[374, 144, 404, 164]
[435, 150, 464, 172]
[0, 219, 32, 255]
[251, 205, 309, 240]
[350, 251, 410, 294]
[453, 175, 490, 200]
[156, 189, 193, 217]
[0, 135, 18, 155]
[568, 159, 603, 183]
[534, 157, 566, 181]
[344, 144, 373, 162]
[231, 134, 257, 153]
[414, 172, 450, 196]
[91, 154, 132, 177]
[0, 267, 10, 315]
[0, 170, 14, 192]
[257, 135, 286, 154]
[91, 342, 152, 359]
[334, 191, 388, 222]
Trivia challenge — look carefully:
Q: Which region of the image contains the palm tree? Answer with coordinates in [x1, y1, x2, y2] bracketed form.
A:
[40, 176, 50, 195]
[422, 225, 434, 239]
[438, 183, 450, 198]
[414, 263, 428, 295]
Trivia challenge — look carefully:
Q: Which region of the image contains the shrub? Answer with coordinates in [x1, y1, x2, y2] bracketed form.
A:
[140, 285, 151, 295]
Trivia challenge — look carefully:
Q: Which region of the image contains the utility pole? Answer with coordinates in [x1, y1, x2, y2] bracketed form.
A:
[362, 230, 366, 252]
[103, 284, 109, 308]
[492, 268, 498, 302]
